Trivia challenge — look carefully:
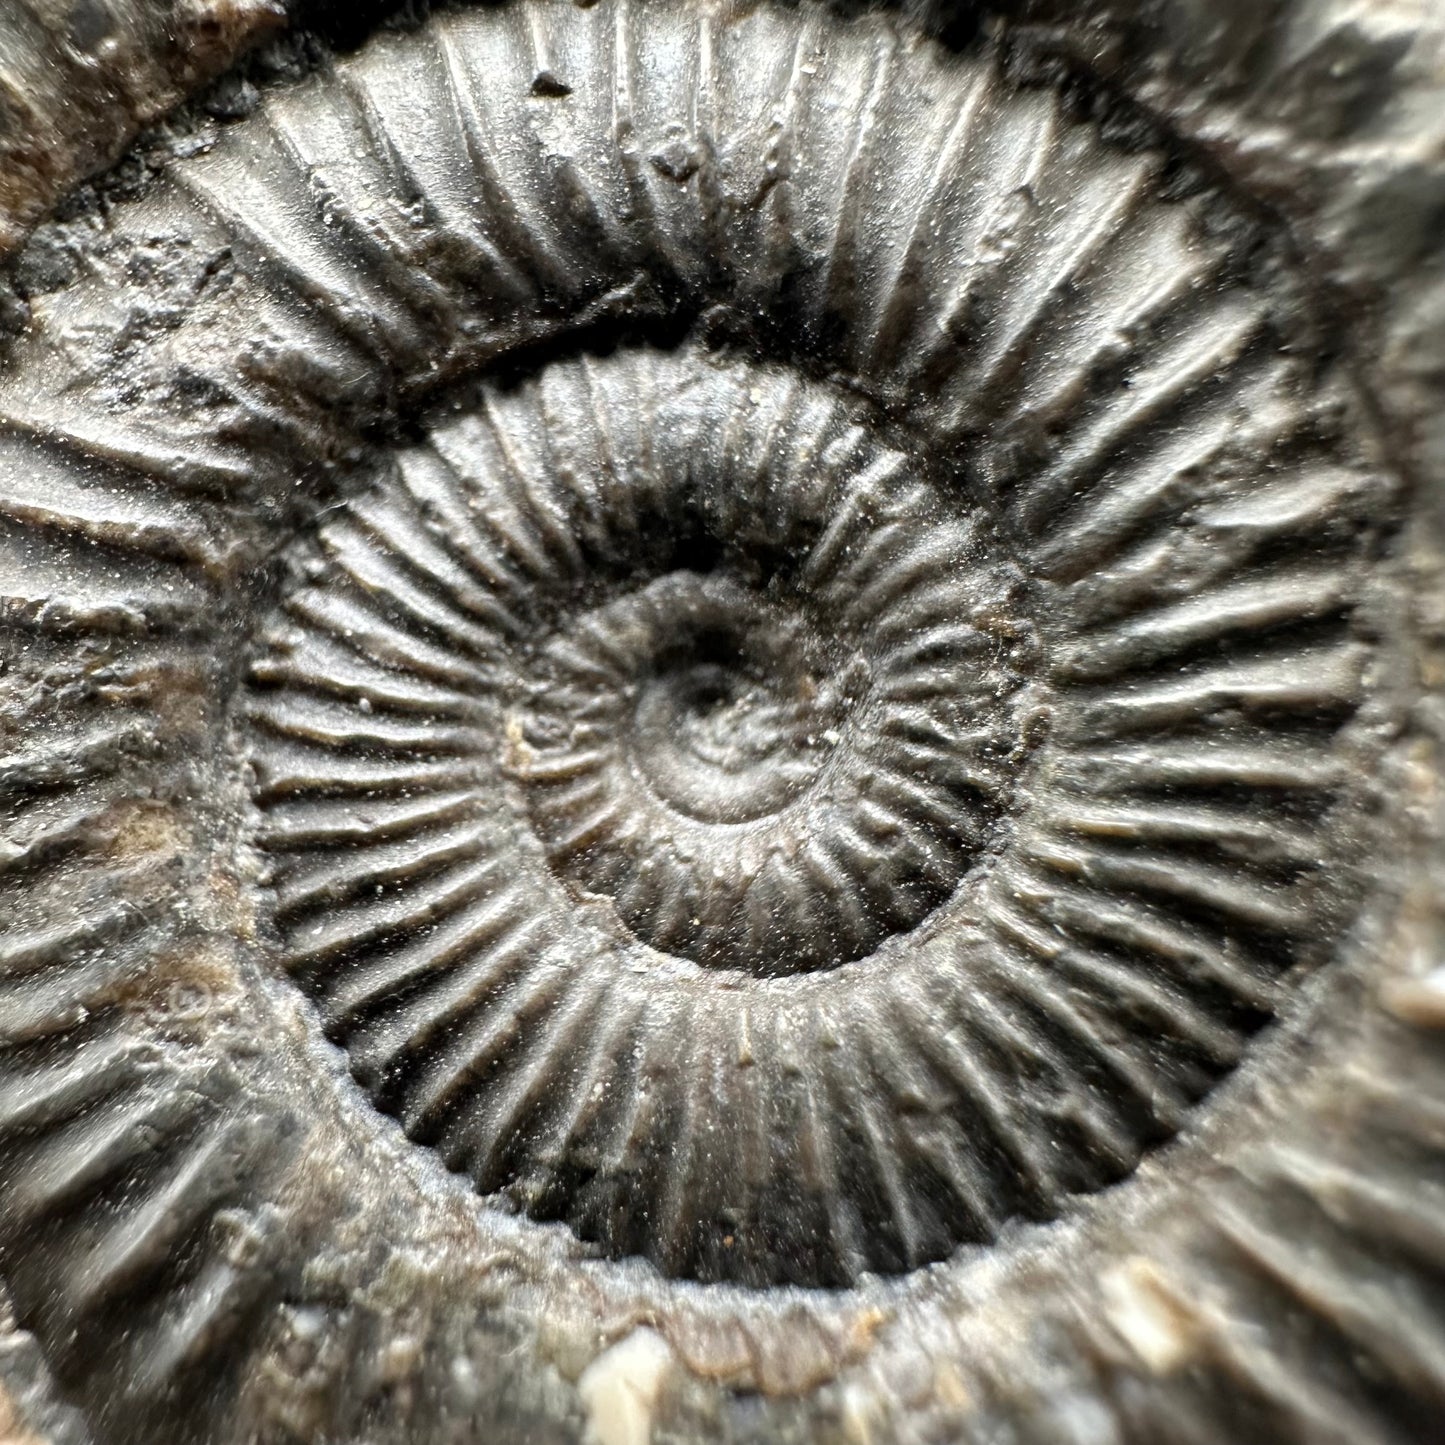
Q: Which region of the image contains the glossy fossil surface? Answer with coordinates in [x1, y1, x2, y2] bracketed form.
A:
[0, 0, 1438, 1442]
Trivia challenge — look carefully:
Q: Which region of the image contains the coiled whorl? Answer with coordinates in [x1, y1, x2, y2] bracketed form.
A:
[0, 0, 1420, 1438]
[209, 6, 1388, 1285]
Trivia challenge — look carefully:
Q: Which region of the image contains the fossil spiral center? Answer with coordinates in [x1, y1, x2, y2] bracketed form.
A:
[523, 573, 852, 829]
[628, 599, 843, 824]
[513, 568, 898, 972]
[246, 348, 1033, 990]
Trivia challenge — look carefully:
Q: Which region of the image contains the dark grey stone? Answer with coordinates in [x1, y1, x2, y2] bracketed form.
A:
[0, 1, 1440, 1441]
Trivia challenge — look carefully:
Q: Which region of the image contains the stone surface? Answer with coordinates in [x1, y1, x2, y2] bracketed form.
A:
[0, 0, 288, 259]
[0, 1, 1440, 1442]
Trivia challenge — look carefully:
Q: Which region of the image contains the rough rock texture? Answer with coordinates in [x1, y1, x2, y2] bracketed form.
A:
[0, 0, 290, 258]
[0, 1306, 88, 1445]
[0, 2, 1440, 1443]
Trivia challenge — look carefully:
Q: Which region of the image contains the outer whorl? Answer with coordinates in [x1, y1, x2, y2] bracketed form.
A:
[0, 0, 1433, 1440]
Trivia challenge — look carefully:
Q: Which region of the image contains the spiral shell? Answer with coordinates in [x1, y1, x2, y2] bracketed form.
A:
[0, 0, 1433, 1438]
[208, 0, 1388, 1288]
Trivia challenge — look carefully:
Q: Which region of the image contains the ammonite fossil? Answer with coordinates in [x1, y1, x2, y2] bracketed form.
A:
[0, 0, 1441, 1441]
